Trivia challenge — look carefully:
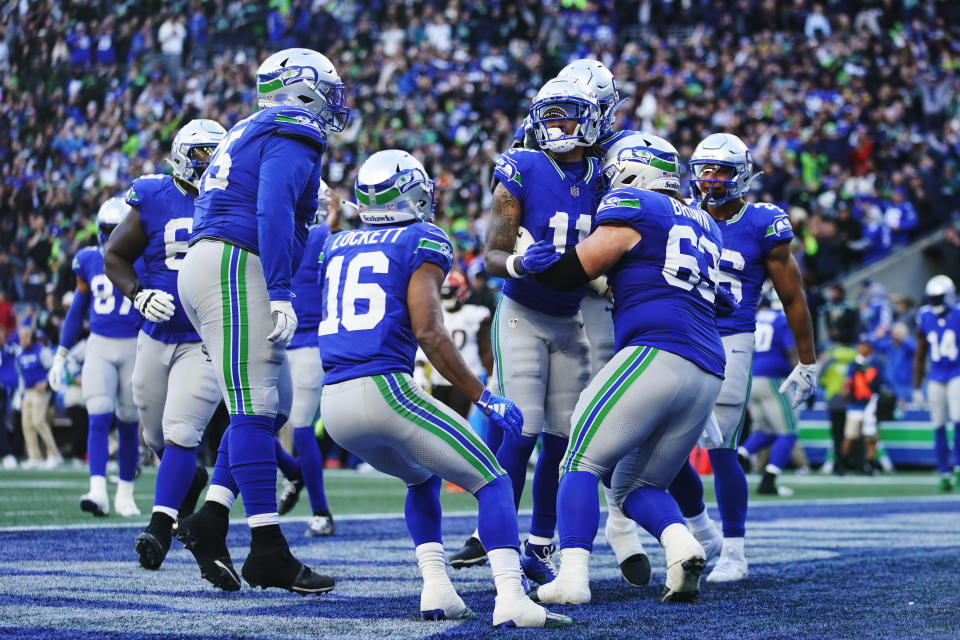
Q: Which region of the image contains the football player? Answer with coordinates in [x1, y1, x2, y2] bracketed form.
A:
[276, 181, 337, 537]
[49, 196, 143, 518]
[103, 119, 227, 570]
[317, 149, 570, 629]
[450, 78, 601, 585]
[913, 275, 960, 491]
[175, 47, 347, 595]
[739, 291, 799, 497]
[668, 133, 817, 583]
[531, 133, 725, 605]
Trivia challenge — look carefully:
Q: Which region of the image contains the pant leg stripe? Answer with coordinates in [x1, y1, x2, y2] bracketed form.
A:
[219, 245, 237, 413]
[393, 373, 505, 476]
[492, 298, 504, 395]
[564, 346, 647, 471]
[228, 247, 245, 414]
[567, 347, 658, 473]
[771, 377, 796, 434]
[373, 375, 496, 482]
[236, 249, 253, 414]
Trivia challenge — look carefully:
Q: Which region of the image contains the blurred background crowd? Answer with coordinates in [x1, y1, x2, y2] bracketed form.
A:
[0, 0, 959, 467]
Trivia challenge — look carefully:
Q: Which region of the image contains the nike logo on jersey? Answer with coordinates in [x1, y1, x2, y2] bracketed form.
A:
[731, 349, 748, 354]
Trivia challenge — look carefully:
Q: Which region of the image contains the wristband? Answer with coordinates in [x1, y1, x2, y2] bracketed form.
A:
[127, 279, 143, 301]
[506, 254, 524, 279]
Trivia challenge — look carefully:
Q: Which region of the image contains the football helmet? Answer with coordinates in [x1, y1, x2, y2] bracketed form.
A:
[355, 149, 435, 225]
[558, 59, 624, 136]
[601, 132, 680, 194]
[97, 196, 131, 244]
[169, 119, 227, 189]
[689, 133, 758, 206]
[441, 271, 469, 311]
[529, 78, 601, 154]
[925, 275, 956, 313]
[257, 48, 350, 132]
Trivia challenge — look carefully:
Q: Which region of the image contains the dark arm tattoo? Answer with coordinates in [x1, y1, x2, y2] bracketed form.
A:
[484, 184, 522, 278]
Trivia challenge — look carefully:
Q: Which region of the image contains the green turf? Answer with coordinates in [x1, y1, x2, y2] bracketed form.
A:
[0, 467, 950, 528]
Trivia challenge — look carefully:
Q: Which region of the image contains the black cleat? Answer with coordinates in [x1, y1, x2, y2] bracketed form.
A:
[449, 536, 487, 569]
[619, 553, 652, 587]
[277, 475, 305, 515]
[178, 466, 210, 521]
[176, 506, 241, 592]
[661, 558, 706, 603]
[136, 514, 174, 570]
[241, 543, 335, 595]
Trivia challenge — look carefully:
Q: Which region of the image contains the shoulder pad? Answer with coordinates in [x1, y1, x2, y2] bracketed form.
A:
[494, 148, 539, 187]
[266, 106, 327, 151]
[413, 223, 454, 259]
[597, 187, 657, 214]
[126, 174, 169, 207]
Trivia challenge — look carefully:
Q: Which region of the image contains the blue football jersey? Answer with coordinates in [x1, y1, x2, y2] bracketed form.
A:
[916, 304, 960, 383]
[73, 247, 141, 339]
[125, 174, 200, 344]
[192, 106, 325, 301]
[494, 148, 600, 316]
[595, 188, 725, 378]
[752, 308, 795, 378]
[288, 223, 331, 350]
[596, 128, 641, 152]
[317, 223, 454, 385]
[708, 201, 793, 336]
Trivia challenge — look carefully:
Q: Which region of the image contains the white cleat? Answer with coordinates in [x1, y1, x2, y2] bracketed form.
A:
[690, 519, 722, 563]
[493, 594, 572, 629]
[80, 490, 110, 517]
[706, 549, 748, 583]
[534, 576, 591, 605]
[114, 492, 141, 517]
[305, 514, 334, 537]
[661, 523, 706, 603]
[2, 454, 17, 470]
[420, 584, 475, 621]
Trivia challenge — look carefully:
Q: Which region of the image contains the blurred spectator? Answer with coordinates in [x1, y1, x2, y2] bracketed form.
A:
[15, 325, 60, 470]
[840, 336, 886, 475]
[873, 322, 916, 403]
[0, 326, 18, 469]
[823, 284, 861, 346]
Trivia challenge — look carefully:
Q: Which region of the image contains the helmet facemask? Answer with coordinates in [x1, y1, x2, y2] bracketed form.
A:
[530, 86, 601, 154]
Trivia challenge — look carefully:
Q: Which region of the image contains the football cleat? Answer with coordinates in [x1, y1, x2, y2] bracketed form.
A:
[449, 536, 487, 569]
[619, 553, 652, 588]
[690, 518, 722, 563]
[135, 527, 172, 571]
[420, 584, 475, 621]
[277, 475, 305, 515]
[114, 493, 141, 518]
[604, 510, 651, 587]
[305, 513, 335, 538]
[241, 543, 335, 595]
[178, 466, 210, 521]
[492, 594, 572, 629]
[662, 527, 706, 602]
[706, 550, 748, 583]
[521, 541, 558, 585]
[176, 507, 242, 592]
[533, 575, 590, 605]
[80, 490, 109, 517]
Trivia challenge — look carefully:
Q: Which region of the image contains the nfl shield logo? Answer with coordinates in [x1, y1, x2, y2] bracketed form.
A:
[570, 186, 579, 197]
[509, 318, 519, 328]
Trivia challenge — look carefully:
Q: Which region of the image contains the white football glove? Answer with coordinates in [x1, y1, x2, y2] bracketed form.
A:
[134, 289, 176, 323]
[911, 388, 925, 407]
[48, 346, 69, 392]
[267, 300, 297, 344]
[779, 362, 818, 409]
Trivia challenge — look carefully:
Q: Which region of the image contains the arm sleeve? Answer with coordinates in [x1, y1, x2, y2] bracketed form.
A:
[61, 289, 90, 349]
[257, 135, 321, 301]
[533, 249, 590, 291]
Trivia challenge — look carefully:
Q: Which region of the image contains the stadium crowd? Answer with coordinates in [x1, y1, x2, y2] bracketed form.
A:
[1, 0, 959, 466]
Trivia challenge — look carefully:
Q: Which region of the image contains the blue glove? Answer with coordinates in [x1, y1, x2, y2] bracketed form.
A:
[715, 286, 740, 317]
[475, 389, 524, 436]
[518, 240, 561, 274]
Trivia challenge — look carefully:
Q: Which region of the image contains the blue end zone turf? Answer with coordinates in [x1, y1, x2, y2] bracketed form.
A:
[1, 498, 958, 640]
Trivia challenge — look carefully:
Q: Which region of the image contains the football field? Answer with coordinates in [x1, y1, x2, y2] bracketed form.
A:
[1, 468, 958, 640]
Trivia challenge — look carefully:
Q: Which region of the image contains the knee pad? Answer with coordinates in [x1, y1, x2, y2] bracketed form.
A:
[115, 402, 139, 424]
[164, 421, 204, 449]
[85, 395, 115, 417]
[143, 423, 164, 454]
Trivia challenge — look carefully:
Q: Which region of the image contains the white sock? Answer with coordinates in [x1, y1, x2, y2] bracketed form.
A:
[660, 522, 697, 565]
[89, 475, 107, 495]
[247, 512, 279, 528]
[737, 446, 750, 458]
[416, 542, 453, 588]
[205, 484, 236, 510]
[115, 480, 135, 500]
[152, 505, 179, 519]
[557, 547, 590, 582]
[686, 508, 715, 534]
[527, 534, 552, 546]
[471, 527, 480, 539]
[721, 536, 745, 558]
[764, 463, 782, 475]
[487, 547, 525, 598]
